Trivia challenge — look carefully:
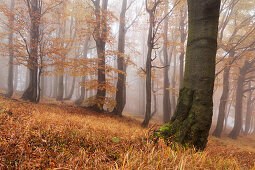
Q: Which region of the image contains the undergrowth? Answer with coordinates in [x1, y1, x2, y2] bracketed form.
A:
[0, 96, 254, 169]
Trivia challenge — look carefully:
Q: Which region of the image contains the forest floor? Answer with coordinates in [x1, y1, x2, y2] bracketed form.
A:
[0, 94, 255, 169]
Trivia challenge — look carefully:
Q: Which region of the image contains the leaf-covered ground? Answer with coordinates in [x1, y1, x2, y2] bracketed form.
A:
[0, 95, 254, 169]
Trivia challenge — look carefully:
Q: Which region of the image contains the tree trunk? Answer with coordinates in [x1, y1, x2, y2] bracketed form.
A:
[75, 36, 89, 105]
[228, 68, 245, 139]
[92, 0, 108, 111]
[56, 74, 64, 101]
[41, 74, 45, 98]
[64, 76, 76, 100]
[6, 0, 15, 98]
[142, 0, 161, 127]
[171, 53, 176, 115]
[159, 0, 221, 151]
[162, 4, 171, 123]
[75, 76, 86, 105]
[244, 85, 252, 135]
[52, 74, 58, 98]
[22, 0, 40, 102]
[13, 66, 18, 91]
[112, 0, 127, 116]
[212, 61, 231, 137]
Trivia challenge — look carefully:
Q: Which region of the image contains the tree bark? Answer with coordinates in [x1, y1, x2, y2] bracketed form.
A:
[6, 0, 15, 98]
[56, 74, 64, 101]
[244, 85, 253, 135]
[112, 0, 127, 116]
[22, 0, 41, 102]
[228, 67, 245, 139]
[171, 53, 176, 114]
[162, 3, 171, 123]
[92, 0, 108, 111]
[64, 76, 76, 100]
[142, 0, 161, 127]
[159, 0, 221, 151]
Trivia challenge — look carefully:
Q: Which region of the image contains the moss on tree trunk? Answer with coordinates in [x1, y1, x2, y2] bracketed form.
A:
[156, 0, 221, 151]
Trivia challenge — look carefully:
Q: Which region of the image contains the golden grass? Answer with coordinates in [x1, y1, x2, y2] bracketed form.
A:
[0, 96, 254, 169]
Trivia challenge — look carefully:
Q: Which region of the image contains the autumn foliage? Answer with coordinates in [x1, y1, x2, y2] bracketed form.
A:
[0, 95, 255, 169]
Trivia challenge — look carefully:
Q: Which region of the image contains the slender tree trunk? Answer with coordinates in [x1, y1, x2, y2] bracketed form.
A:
[112, 0, 127, 116]
[171, 53, 176, 114]
[75, 76, 86, 105]
[162, 3, 171, 123]
[52, 74, 58, 98]
[22, 0, 40, 102]
[159, 0, 221, 151]
[151, 79, 157, 117]
[41, 74, 45, 98]
[56, 19, 67, 101]
[212, 56, 231, 137]
[75, 36, 89, 105]
[64, 76, 76, 100]
[244, 86, 252, 135]
[142, 0, 161, 127]
[6, 0, 15, 98]
[93, 0, 108, 111]
[56, 74, 64, 101]
[13, 66, 18, 91]
[228, 68, 245, 139]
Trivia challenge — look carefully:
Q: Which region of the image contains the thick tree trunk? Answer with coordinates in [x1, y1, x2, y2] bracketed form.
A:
[244, 86, 252, 135]
[159, 0, 221, 151]
[6, 0, 15, 98]
[22, 0, 40, 102]
[112, 0, 127, 116]
[212, 64, 231, 137]
[228, 68, 244, 139]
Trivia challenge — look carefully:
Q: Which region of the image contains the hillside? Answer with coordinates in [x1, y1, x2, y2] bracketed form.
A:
[0, 96, 254, 169]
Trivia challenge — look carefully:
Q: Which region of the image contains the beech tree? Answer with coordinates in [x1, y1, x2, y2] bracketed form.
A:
[157, 0, 221, 150]
[21, 0, 42, 102]
[91, 0, 109, 111]
[6, 0, 15, 97]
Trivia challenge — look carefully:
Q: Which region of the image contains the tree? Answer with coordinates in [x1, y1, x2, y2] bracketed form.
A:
[213, 0, 255, 137]
[6, 0, 15, 98]
[112, 0, 128, 116]
[75, 36, 89, 105]
[244, 83, 253, 135]
[162, 0, 171, 123]
[21, 0, 42, 102]
[91, 0, 109, 111]
[157, 0, 221, 151]
[142, 0, 162, 127]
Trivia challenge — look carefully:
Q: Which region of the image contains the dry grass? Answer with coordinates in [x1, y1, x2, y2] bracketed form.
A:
[0, 95, 255, 169]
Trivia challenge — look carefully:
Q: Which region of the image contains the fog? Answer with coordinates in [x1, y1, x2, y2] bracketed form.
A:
[0, 0, 254, 137]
